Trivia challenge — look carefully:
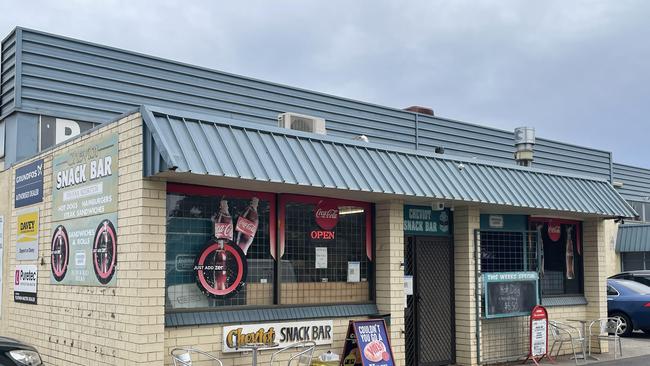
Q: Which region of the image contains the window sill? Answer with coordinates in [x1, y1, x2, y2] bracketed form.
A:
[165, 303, 378, 327]
[541, 296, 588, 307]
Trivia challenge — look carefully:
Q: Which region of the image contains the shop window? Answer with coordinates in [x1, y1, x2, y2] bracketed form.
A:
[529, 219, 583, 296]
[279, 195, 372, 305]
[165, 185, 275, 310]
[621, 252, 648, 271]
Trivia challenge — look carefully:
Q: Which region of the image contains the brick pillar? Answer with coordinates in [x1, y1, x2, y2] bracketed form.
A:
[582, 218, 609, 353]
[117, 116, 167, 365]
[375, 200, 406, 365]
[453, 206, 480, 366]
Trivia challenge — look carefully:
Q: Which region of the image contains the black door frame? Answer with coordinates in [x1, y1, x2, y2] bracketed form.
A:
[405, 235, 456, 366]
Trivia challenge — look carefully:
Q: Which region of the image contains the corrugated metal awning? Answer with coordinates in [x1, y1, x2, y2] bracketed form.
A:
[140, 106, 637, 218]
[616, 224, 650, 252]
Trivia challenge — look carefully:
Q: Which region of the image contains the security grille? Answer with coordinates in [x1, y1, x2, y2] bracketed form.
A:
[475, 230, 540, 365]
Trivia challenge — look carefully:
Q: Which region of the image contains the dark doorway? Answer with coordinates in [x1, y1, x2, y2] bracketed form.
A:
[405, 236, 455, 366]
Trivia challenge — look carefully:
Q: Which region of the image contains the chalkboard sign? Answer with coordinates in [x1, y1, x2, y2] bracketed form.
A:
[483, 272, 539, 318]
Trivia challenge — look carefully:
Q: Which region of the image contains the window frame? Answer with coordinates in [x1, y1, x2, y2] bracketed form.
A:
[529, 217, 584, 297]
[164, 184, 375, 314]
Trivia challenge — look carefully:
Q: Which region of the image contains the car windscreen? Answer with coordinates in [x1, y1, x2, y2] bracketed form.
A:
[619, 280, 650, 295]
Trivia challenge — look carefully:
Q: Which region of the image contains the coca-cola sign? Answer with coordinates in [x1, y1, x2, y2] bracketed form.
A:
[547, 223, 561, 242]
[215, 223, 233, 240]
[235, 217, 258, 238]
[315, 201, 339, 230]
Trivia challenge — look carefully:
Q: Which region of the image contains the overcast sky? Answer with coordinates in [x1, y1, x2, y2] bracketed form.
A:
[1, 1, 649, 167]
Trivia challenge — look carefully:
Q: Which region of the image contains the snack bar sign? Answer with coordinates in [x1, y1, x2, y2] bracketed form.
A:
[222, 320, 334, 353]
[403, 205, 451, 236]
[52, 134, 118, 222]
[14, 159, 44, 208]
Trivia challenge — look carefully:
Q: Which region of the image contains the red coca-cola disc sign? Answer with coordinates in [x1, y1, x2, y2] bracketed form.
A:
[315, 201, 339, 230]
[547, 223, 561, 242]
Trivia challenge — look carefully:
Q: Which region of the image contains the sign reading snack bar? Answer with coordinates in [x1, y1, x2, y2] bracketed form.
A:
[14, 264, 38, 304]
[51, 133, 118, 286]
[222, 320, 333, 353]
[16, 207, 39, 260]
[52, 134, 118, 221]
[14, 159, 44, 208]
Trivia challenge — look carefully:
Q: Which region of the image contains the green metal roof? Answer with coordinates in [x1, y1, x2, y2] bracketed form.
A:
[141, 106, 637, 218]
[616, 224, 650, 253]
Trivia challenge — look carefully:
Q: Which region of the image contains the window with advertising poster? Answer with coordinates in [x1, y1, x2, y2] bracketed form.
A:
[165, 184, 275, 310]
[529, 218, 583, 296]
[164, 185, 374, 312]
[279, 194, 372, 305]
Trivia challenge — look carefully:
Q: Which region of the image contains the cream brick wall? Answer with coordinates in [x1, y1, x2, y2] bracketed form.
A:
[454, 206, 480, 366]
[602, 220, 620, 277]
[0, 169, 11, 333]
[375, 200, 406, 365]
[0, 114, 167, 365]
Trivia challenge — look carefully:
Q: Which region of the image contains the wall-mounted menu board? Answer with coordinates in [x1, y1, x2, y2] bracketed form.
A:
[483, 272, 539, 318]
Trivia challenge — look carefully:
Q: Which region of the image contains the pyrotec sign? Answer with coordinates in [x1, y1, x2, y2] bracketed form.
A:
[14, 265, 38, 304]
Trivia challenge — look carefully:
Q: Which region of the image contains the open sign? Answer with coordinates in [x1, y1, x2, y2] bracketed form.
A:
[310, 230, 335, 240]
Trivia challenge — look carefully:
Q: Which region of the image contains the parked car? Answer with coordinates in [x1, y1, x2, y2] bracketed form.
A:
[609, 270, 650, 287]
[607, 279, 650, 336]
[0, 336, 42, 365]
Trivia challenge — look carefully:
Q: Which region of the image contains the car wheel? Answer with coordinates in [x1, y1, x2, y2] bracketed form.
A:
[611, 313, 633, 337]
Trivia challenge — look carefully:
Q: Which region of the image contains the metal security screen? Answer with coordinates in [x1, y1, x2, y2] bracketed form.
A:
[476, 230, 540, 365]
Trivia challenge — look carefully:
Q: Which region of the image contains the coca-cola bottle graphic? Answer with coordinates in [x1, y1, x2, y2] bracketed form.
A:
[566, 226, 575, 279]
[53, 227, 64, 273]
[98, 221, 110, 274]
[213, 199, 233, 291]
[236, 197, 259, 255]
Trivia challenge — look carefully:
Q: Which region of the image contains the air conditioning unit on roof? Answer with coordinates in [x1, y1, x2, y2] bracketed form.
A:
[278, 112, 326, 135]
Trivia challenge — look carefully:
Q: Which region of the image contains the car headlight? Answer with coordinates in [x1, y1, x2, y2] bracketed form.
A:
[7, 350, 42, 365]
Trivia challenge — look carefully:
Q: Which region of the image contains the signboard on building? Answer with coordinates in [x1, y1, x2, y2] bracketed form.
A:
[483, 272, 539, 318]
[403, 206, 451, 236]
[51, 133, 118, 286]
[222, 320, 333, 353]
[14, 159, 44, 208]
[14, 264, 38, 304]
[16, 207, 39, 260]
[341, 320, 395, 366]
[39, 116, 97, 151]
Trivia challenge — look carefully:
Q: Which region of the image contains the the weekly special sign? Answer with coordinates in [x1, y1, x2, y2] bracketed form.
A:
[51, 134, 118, 286]
[403, 205, 451, 236]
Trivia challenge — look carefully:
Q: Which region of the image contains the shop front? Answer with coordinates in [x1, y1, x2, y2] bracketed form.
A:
[403, 205, 454, 366]
[0, 106, 637, 366]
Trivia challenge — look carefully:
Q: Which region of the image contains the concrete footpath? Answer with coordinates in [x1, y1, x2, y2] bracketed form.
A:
[548, 332, 650, 366]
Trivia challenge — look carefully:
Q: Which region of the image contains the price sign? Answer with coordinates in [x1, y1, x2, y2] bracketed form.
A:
[525, 305, 553, 365]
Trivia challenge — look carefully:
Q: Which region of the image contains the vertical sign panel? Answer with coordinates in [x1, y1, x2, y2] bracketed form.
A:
[14, 264, 38, 304]
[16, 207, 39, 260]
[51, 133, 118, 286]
[14, 159, 44, 208]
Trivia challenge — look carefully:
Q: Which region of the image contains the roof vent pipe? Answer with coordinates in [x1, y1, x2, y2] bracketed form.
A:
[514, 127, 535, 167]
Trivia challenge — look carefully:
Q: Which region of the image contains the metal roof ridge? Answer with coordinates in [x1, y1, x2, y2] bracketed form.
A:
[140, 105, 614, 184]
[613, 162, 650, 173]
